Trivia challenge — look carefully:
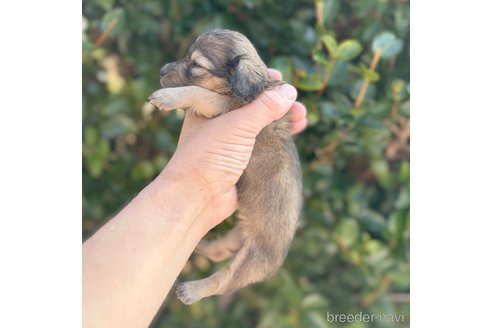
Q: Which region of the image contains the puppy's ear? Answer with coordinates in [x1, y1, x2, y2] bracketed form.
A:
[229, 55, 268, 102]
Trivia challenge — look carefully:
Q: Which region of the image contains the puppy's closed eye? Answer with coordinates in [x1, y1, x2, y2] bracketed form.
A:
[190, 61, 202, 69]
[187, 60, 209, 80]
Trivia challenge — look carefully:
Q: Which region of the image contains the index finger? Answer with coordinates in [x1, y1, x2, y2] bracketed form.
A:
[267, 68, 283, 81]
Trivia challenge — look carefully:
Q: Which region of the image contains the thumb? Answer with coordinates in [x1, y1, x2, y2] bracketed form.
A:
[227, 84, 297, 134]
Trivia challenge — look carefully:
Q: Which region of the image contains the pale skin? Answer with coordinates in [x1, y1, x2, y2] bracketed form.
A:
[82, 69, 307, 328]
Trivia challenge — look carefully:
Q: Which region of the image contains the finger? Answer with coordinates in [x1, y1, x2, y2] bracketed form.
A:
[290, 101, 308, 135]
[227, 84, 297, 135]
[290, 101, 307, 124]
[291, 118, 308, 136]
[267, 68, 282, 81]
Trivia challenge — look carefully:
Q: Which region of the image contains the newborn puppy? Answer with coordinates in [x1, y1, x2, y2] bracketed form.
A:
[149, 29, 302, 305]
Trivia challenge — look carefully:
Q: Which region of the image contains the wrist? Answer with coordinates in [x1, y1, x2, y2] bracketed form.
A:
[142, 165, 212, 237]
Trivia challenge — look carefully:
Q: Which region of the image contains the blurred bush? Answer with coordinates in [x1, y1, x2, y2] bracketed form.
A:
[83, 0, 410, 327]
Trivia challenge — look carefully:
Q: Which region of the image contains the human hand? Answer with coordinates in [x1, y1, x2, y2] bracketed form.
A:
[160, 69, 307, 231]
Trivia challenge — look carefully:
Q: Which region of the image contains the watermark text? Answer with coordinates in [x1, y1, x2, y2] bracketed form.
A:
[327, 312, 405, 323]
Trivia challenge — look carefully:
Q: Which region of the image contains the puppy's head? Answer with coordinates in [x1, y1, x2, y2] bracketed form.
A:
[159, 29, 274, 102]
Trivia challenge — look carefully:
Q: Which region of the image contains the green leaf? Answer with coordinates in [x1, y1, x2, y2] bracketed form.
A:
[319, 101, 339, 120]
[331, 91, 352, 113]
[363, 239, 389, 266]
[304, 311, 329, 328]
[88, 158, 105, 177]
[395, 187, 410, 209]
[358, 209, 386, 234]
[358, 117, 387, 130]
[359, 63, 380, 82]
[153, 155, 168, 171]
[343, 322, 366, 328]
[388, 210, 408, 244]
[390, 264, 410, 290]
[301, 294, 329, 310]
[364, 70, 379, 83]
[85, 127, 98, 146]
[349, 108, 365, 118]
[312, 49, 330, 66]
[320, 34, 338, 58]
[327, 61, 349, 86]
[399, 161, 410, 183]
[297, 73, 324, 91]
[334, 218, 360, 247]
[307, 104, 320, 126]
[82, 40, 94, 54]
[102, 98, 130, 116]
[154, 130, 177, 153]
[372, 31, 403, 58]
[350, 79, 376, 102]
[322, 0, 340, 27]
[84, 138, 109, 178]
[95, 0, 114, 11]
[100, 115, 137, 139]
[337, 39, 362, 61]
[259, 312, 283, 328]
[142, 1, 163, 15]
[131, 161, 155, 180]
[371, 159, 391, 186]
[401, 99, 410, 117]
[100, 8, 125, 37]
[391, 79, 408, 101]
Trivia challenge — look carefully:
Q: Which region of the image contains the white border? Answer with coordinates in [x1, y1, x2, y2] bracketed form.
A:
[0, 1, 81, 326]
[412, 1, 492, 326]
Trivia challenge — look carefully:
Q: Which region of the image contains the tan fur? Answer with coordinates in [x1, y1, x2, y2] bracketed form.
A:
[148, 29, 302, 305]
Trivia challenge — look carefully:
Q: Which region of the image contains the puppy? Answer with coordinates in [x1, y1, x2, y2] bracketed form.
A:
[149, 29, 302, 305]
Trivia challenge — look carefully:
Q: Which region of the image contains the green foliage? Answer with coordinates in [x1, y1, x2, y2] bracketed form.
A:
[372, 31, 404, 59]
[337, 40, 363, 61]
[83, 0, 410, 326]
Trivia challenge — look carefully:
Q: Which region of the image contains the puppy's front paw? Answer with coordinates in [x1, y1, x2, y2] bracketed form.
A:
[148, 89, 180, 111]
[176, 281, 203, 305]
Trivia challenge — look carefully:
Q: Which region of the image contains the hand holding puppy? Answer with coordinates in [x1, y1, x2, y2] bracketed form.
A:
[161, 79, 302, 226]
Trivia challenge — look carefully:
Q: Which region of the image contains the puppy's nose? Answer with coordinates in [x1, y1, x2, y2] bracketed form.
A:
[160, 63, 173, 77]
[159, 66, 167, 77]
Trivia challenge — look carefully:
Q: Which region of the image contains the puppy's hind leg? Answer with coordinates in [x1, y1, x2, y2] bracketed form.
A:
[176, 241, 278, 305]
[195, 226, 243, 262]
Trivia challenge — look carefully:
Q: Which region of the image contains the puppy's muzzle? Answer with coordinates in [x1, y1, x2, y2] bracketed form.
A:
[160, 62, 178, 77]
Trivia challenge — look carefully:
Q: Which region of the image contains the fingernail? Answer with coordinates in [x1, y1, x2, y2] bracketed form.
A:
[279, 84, 297, 100]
